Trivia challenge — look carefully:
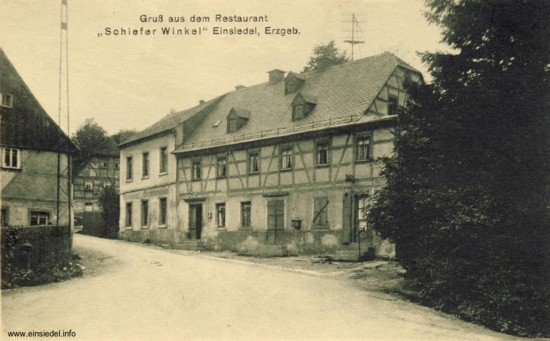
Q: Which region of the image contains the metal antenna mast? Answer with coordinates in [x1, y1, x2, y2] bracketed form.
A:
[57, 0, 71, 227]
[344, 13, 365, 61]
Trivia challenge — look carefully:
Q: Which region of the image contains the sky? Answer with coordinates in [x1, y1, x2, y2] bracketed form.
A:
[0, 0, 447, 136]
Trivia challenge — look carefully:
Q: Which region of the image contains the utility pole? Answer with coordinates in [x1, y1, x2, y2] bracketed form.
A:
[344, 13, 365, 61]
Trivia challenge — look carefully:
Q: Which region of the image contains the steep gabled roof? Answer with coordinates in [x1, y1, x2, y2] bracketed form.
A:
[174, 52, 421, 153]
[119, 96, 222, 147]
[0, 48, 78, 154]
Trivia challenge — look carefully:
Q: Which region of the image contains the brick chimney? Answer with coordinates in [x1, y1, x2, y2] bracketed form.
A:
[268, 69, 285, 84]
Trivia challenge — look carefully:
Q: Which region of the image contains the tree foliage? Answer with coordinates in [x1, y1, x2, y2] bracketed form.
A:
[71, 118, 118, 161]
[303, 41, 350, 72]
[97, 184, 120, 239]
[369, 0, 550, 337]
[111, 129, 137, 145]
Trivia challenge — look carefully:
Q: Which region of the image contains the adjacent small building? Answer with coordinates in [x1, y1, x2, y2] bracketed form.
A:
[118, 98, 221, 242]
[119, 52, 422, 257]
[0, 48, 78, 227]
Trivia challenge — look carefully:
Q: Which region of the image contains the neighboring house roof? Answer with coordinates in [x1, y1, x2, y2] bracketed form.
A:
[73, 153, 119, 176]
[0, 48, 79, 154]
[119, 96, 223, 147]
[174, 52, 420, 153]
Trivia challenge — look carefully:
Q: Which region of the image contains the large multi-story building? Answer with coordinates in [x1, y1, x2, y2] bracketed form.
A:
[0, 48, 78, 227]
[119, 52, 422, 257]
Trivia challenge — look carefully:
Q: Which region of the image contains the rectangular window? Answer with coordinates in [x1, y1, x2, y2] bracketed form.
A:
[292, 104, 304, 120]
[85, 202, 93, 212]
[2, 148, 20, 169]
[1, 207, 8, 227]
[356, 136, 372, 161]
[142, 152, 149, 178]
[241, 202, 251, 229]
[141, 200, 148, 227]
[227, 118, 239, 133]
[159, 147, 168, 174]
[280, 147, 293, 170]
[248, 151, 260, 174]
[84, 181, 93, 191]
[316, 142, 329, 166]
[30, 211, 49, 226]
[1, 93, 13, 108]
[217, 157, 227, 178]
[125, 202, 132, 227]
[388, 96, 399, 115]
[126, 157, 133, 181]
[159, 198, 167, 226]
[267, 199, 285, 229]
[216, 203, 226, 228]
[313, 197, 329, 228]
[192, 160, 201, 180]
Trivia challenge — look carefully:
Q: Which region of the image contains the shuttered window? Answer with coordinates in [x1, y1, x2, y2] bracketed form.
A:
[313, 197, 329, 228]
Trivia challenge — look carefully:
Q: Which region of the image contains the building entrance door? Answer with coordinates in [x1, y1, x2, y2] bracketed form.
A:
[188, 204, 203, 239]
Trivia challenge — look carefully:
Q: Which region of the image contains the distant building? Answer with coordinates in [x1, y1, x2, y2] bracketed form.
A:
[72, 153, 119, 233]
[119, 52, 422, 257]
[0, 48, 78, 227]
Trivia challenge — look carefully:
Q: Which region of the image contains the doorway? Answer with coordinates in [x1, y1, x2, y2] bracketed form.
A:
[188, 204, 203, 239]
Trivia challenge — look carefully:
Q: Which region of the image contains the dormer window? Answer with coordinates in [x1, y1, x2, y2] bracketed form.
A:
[291, 93, 317, 121]
[293, 104, 304, 120]
[284, 72, 305, 94]
[226, 108, 250, 133]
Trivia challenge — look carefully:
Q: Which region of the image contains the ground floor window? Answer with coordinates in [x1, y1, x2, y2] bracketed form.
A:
[159, 198, 167, 226]
[126, 202, 132, 227]
[267, 199, 285, 229]
[85, 202, 93, 212]
[216, 203, 226, 228]
[313, 197, 329, 228]
[241, 202, 251, 229]
[30, 211, 49, 226]
[141, 200, 148, 227]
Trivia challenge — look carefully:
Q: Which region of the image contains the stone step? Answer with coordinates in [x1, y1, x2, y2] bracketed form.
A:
[333, 244, 373, 261]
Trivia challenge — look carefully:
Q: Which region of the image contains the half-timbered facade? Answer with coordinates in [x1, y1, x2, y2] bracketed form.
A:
[174, 52, 422, 257]
[119, 52, 422, 257]
[0, 48, 78, 227]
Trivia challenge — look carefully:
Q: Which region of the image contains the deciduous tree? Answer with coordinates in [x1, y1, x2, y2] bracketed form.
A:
[303, 41, 349, 72]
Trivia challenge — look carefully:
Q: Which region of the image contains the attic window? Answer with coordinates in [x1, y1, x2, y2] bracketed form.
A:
[226, 108, 250, 133]
[388, 96, 399, 115]
[291, 93, 317, 121]
[1, 94, 13, 108]
[292, 104, 304, 120]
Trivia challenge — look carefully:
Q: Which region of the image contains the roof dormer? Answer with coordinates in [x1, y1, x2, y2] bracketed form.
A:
[284, 72, 305, 94]
[291, 93, 317, 121]
[226, 108, 250, 133]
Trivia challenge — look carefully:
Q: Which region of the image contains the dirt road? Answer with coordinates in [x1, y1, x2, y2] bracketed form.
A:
[2, 235, 521, 341]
